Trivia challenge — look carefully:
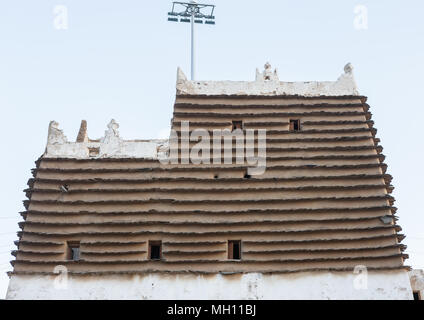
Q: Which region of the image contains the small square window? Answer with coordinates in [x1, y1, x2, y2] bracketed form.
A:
[149, 241, 162, 260]
[228, 240, 241, 260]
[289, 119, 300, 132]
[232, 121, 243, 131]
[413, 291, 421, 300]
[67, 241, 80, 261]
[88, 147, 100, 157]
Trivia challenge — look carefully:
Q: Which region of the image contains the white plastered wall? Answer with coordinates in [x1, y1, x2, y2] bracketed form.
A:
[6, 270, 413, 300]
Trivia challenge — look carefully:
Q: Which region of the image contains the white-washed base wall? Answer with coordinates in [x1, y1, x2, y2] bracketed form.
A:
[6, 270, 413, 300]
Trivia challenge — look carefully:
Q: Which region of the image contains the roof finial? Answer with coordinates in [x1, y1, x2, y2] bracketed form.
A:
[336, 62, 359, 95]
[256, 62, 279, 82]
[107, 119, 119, 136]
[344, 63, 354, 75]
[76, 120, 88, 143]
[264, 62, 272, 70]
[101, 119, 121, 145]
[47, 121, 68, 145]
[177, 67, 187, 83]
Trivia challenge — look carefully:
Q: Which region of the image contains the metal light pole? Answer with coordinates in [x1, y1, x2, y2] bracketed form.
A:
[168, 1, 216, 80]
[191, 11, 195, 80]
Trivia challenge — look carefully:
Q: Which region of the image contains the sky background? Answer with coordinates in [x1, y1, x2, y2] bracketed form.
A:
[0, 0, 423, 298]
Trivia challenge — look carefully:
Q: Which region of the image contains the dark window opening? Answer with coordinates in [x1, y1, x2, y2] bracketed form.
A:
[232, 121, 243, 131]
[67, 241, 80, 261]
[244, 172, 251, 179]
[214, 174, 219, 179]
[228, 240, 241, 260]
[149, 241, 162, 260]
[413, 291, 421, 300]
[289, 119, 301, 132]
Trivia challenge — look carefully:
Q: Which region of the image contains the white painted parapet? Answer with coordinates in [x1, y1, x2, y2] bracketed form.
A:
[176, 62, 359, 97]
[45, 62, 359, 159]
[45, 119, 168, 159]
[6, 270, 413, 300]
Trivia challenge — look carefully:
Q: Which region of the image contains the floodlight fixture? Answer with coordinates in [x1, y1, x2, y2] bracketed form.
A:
[167, 1, 216, 80]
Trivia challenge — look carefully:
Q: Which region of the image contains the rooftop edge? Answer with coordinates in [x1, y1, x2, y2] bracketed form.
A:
[176, 62, 359, 97]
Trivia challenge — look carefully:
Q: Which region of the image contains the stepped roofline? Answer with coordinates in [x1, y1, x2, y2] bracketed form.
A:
[176, 62, 359, 97]
[44, 119, 168, 159]
[44, 63, 360, 159]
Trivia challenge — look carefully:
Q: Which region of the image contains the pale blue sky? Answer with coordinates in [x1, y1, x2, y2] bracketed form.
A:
[0, 0, 423, 298]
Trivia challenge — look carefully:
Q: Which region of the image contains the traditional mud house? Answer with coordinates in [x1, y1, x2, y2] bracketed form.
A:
[6, 63, 414, 299]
